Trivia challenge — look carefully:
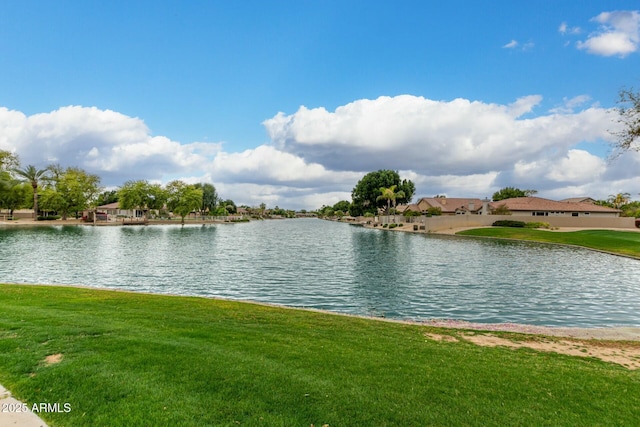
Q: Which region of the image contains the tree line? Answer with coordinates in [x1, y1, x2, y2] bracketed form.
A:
[0, 153, 243, 223]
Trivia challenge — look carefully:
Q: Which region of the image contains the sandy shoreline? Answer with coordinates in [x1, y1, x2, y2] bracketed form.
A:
[417, 319, 640, 341]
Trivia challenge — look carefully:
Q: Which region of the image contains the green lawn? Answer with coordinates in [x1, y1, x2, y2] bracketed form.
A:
[457, 228, 640, 258]
[1, 284, 639, 426]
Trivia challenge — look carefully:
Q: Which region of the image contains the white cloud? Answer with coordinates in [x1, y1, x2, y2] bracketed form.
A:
[577, 10, 640, 57]
[0, 106, 222, 184]
[502, 39, 534, 51]
[210, 145, 360, 186]
[545, 149, 606, 183]
[549, 95, 593, 114]
[559, 22, 581, 35]
[264, 95, 613, 177]
[2, 99, 639, 210]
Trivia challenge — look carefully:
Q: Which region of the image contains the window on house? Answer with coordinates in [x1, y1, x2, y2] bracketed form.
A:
[572, 212, 579, 217]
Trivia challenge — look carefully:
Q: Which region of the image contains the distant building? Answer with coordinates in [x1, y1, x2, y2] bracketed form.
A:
[397, 197, 488, 215]
[397, 196, 620, 218]
[489, 197, 620, 217]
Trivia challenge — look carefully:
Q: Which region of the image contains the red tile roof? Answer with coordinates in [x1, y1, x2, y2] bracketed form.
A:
[418, 197, 485, 213]
[489, 197, 620, 213]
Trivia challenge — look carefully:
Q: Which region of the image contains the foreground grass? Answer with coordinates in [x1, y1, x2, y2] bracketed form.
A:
[1, 285, 639, 426]
[457, 228, 640, 259]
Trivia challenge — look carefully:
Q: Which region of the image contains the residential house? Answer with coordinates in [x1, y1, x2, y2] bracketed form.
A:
[92, 202, 145, 221]
[490, 197, 620, 217]
[398, 197, 488, 215]
[559, 197, 598, 204]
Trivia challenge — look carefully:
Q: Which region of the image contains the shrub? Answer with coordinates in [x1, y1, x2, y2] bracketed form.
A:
[491, 204, 512, 215]
[383, 224, 388, 228]
[403, 210, 421, 217]
[525, 222, 550, 229]
[389, 223, 397, 228]
[427, 207, 442, 216]
[37, 215, 61, 221]
[492, 220, 526, 228]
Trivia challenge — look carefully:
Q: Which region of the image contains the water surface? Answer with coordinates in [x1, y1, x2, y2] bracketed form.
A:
[1, 219, 639, 327]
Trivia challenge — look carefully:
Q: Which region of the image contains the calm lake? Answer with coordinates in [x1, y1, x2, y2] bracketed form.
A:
[1, 218, 639, 327]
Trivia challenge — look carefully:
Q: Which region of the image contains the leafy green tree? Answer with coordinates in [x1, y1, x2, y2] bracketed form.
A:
[620, 201, 640, 218]
[333, 200, 351, 213]
[220, 199, 236, 214]
[166, 180, 203, 225]
[117, 180, 166, 216]
[97, 190, 119, 206]
[426, 207, 442, 216]
[146, 184, 168, 214]
[38, 187, 64, 217]
[403, 210, 421, 217]
[377, 185, 405, 221]
[350, 170, 414, 216]
[194, 183, 218, 217]
[608, 192, 631, 209]
[0, 150, 19, 171]
[117, 180, 147, 212]
[492, 187, 537, 201]
[0, 178, 30, 217]
[491, 203, 512, 215]
[612, 87, 640, 153]
[42, 167, 102, 219]
[12, 165, 50, 219]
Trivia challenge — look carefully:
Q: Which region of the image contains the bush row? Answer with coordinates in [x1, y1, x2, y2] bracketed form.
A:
[37, 215, 61, 221]
[493, 220, 550, 229]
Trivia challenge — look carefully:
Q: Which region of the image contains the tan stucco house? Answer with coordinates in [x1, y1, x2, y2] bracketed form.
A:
[489, 197, 620, 217]
[398, 196, 620, 218]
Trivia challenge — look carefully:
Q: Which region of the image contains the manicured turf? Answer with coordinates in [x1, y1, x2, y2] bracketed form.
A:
[457, 228, 640, 258]
[1, 284, 639, 426]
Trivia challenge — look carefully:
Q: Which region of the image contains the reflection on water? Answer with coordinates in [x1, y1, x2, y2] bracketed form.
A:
[1, 219, 639, 327]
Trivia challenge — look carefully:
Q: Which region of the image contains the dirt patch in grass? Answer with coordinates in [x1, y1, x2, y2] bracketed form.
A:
[44, 353, 63, 365]
[424, 333, 459, 343]
[425, 331, 640, 370]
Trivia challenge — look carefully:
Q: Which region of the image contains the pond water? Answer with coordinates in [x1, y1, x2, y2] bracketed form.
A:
[1, 218, 639, 327]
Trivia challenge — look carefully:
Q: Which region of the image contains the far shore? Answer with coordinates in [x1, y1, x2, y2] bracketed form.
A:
[0, 217, 242, 227]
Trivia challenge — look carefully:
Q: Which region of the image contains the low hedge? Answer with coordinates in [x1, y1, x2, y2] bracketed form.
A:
[37, 215, 61, 221]
[492, 220, 525, 228]
[525, 221, 550, 229]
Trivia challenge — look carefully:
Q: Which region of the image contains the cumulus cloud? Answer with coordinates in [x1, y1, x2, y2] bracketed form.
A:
[263, 95, 613, 177]
[0, 106, 221, 184]
[210, 145, 361, 186]
[2, 98, 639, 210]
[576, 10, 640, 57]
[503, 40, 518, 49]
[559, 22, 581, 35]
[263, 95, 640, 202]
[0, 105, 363, 209]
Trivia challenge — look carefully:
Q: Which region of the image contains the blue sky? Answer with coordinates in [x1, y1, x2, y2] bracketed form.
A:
[1, 1, 640, 209]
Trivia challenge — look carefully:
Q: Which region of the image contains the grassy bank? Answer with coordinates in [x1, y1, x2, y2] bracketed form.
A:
[457, 228, 640, 259]
[1, 285, 639, 426]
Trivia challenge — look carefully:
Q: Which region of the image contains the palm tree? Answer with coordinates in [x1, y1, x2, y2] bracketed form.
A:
[12, 165, 49, 219]
[377, 185, 405, 223]
[608, 192, 631, 209]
